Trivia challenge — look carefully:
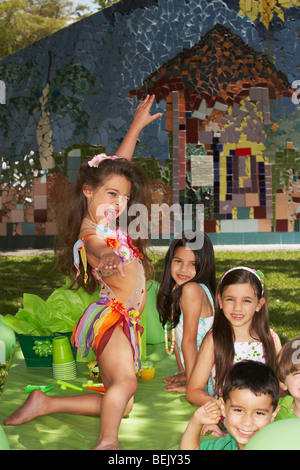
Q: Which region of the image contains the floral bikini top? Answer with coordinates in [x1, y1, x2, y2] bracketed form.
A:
[73, 218, 143, 283]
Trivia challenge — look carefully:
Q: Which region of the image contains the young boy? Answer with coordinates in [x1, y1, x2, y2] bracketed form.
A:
[180, 360, 280, 450]
[275, 336, 300, 421]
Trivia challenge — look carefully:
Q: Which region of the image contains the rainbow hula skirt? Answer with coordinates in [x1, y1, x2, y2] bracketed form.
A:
[71, 296, 143, 372]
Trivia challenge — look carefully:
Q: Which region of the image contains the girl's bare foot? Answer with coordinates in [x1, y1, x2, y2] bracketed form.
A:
[4, 389, 49, 425]
[93, 438, 122, 450]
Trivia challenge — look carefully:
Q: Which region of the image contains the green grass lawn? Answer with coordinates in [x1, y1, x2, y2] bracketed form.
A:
[0, 249, 299, 393]
[152, 249, 300, 344]
[1, 249, 299, 343]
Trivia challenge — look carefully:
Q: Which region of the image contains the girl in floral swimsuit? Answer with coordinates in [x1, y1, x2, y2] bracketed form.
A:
[4, 95, 162, 451]
[72, 218, 147, 373]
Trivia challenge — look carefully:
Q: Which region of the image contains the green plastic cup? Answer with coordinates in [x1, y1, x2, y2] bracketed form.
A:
[52, 336, 74, 365]
[0, 425, 10, 450]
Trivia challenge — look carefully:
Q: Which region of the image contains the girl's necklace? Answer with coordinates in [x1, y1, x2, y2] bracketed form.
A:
[164, 321, 175, 355]
[164, 286, 176, 355]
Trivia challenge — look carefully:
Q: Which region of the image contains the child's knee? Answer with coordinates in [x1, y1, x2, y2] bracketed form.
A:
[123, 396, 134, 417]
[126, 375, 138, 396]
[114, 372, 137, 397]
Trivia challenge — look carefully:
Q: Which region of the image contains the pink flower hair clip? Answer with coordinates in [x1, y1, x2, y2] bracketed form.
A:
[88, 153, 123, 168]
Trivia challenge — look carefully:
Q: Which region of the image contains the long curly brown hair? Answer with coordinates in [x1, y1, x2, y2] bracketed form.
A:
[55, 158, 154, 293]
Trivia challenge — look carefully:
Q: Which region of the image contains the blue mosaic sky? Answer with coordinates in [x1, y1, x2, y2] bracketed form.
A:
[0, 0, 299, 162]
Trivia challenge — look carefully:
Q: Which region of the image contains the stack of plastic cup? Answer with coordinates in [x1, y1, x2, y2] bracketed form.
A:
[52, 336, 76, 380]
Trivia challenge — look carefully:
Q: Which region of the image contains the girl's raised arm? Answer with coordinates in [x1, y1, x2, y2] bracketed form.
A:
[115, 95, 162, 161]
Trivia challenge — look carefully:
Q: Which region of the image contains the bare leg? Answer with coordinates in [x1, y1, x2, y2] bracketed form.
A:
[94, 326, 138, 450]
[4, 327, 137, 450]
[4, 389, 103, 426]
[4, 387, 133, 427]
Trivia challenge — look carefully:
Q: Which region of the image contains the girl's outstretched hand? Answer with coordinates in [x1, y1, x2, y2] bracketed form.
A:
[132, 94, 163, 131]
[95, 251, 125, 278]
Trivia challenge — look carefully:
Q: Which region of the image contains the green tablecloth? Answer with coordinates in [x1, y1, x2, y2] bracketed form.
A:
[0, 344, 196, 450]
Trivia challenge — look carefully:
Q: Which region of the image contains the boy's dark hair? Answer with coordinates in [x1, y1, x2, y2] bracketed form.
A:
[222, 360, 279, 410]
[276, 336, 300, 383]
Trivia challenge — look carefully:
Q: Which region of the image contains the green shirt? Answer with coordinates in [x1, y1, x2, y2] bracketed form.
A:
[199, 435, 238, 450]
[275, 395, 298, 421]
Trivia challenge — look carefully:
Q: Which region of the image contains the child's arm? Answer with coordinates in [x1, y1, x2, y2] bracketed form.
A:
[186, 332, 217, 407]
[164, 283, 203, 392]
[272, 330, 282, 355]
[174, 342, 185, 374]
[180, 283, 205, 383]
[180, 401, 221, 450]
[164, 344, 186, 391]
[81, 231, 126, 278]
[164, 343, 185, 383]
[115, 95, 162, 161]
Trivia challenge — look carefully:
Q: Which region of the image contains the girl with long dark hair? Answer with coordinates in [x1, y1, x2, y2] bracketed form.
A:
[157, 231, 216, 393]
[187, 266, 282, 407]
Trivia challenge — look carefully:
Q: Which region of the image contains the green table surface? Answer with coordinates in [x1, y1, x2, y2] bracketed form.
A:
[0, 343, 196, 450]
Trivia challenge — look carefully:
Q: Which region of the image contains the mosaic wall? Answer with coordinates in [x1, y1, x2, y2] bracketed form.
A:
[0, 0, 300, 247]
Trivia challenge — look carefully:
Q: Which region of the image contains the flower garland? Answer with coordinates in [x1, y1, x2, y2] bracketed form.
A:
[105, 236, 119, 251]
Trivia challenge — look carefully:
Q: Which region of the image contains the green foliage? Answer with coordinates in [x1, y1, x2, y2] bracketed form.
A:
[0, 0, 87, 59]
[0, 250, 299, 344]
[93, 0, 119, 9]
[0, 0, 118, 59]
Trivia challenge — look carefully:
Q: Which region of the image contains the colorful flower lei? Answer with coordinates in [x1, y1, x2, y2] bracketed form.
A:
[127, 235, 143, 259]
[105, 236, 119, 251]
[96, 223, 143, 261]
[101, 233, 143, 261]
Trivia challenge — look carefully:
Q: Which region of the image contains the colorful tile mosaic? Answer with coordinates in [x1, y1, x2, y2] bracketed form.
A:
[0, 0, 300, 246]
[130, 22, 298, 235]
